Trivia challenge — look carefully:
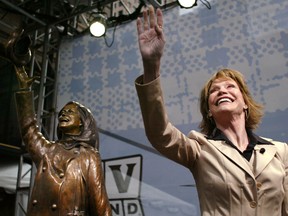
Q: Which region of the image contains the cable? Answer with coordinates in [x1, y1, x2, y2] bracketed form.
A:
[199, 0, 212, 9]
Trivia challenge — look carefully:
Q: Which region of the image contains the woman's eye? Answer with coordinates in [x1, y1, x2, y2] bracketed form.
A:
[209, 88, 216, 94]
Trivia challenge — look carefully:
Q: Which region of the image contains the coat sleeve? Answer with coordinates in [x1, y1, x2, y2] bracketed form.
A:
[15, 90, 51, 166]
[88, 151, 112, 216]
[135, 75, 202, 168]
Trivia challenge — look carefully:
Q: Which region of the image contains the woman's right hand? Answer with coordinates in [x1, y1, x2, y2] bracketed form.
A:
[136, 6, 165, 83]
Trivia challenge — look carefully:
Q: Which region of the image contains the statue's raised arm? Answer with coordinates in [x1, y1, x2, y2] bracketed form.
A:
[14, 66, 37, 90]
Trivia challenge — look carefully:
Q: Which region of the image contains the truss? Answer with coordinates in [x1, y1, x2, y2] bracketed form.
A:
[0, 0, 177, 38]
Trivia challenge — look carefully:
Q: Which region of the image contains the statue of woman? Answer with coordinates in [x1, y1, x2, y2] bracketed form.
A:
[14, 66, 112, 216]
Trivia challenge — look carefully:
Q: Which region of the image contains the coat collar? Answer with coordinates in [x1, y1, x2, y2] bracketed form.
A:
[207, 128, 272, 145]
[206, 128, 276, 178]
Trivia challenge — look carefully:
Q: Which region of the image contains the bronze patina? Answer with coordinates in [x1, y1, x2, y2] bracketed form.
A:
[14, 66, 112, 216]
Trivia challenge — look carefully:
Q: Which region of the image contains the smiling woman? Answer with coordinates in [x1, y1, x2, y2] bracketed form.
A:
[199, 68, 263, 136]
[134, 6, 288, 216]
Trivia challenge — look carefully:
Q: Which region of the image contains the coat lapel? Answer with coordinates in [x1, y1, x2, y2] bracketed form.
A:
[208, 140, 255, 178]
[253, 145, 276, 177]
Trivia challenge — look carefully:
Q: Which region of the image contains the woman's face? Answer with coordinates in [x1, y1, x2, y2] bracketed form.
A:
[208, 77, 247, 121]
[58, 103, 82, 135]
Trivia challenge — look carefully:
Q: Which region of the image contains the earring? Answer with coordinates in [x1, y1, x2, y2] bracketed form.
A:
[207, 110, 212, 118]
[244, 108, 249, 120]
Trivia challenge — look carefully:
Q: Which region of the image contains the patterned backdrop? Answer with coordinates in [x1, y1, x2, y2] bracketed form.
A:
[58, 0, 288, 141]
[57, 0, 288, 215]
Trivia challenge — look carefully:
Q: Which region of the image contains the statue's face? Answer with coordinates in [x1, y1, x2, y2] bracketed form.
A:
[58, 103, 82, 135]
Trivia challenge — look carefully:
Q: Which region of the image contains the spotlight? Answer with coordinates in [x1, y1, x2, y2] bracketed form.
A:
[177, 0, 197, 8]
[89, 13, 107, 37]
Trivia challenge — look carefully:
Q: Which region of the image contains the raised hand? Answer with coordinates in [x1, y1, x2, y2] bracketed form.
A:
[136, 6, 165, 83]
[14, 65, 37, 90]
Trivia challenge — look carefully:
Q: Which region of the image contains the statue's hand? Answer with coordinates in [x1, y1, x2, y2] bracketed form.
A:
[14, 65, 38, 90]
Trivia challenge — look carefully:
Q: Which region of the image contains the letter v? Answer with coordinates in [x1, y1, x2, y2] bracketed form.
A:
[109, 163, 136, 193]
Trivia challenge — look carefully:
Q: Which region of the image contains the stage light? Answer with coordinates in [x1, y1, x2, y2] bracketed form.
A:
[177, 0, 197, 8]
[89, 13, 107, 37]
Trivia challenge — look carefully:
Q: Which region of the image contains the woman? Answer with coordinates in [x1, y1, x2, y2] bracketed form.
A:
[14, 66, 112, 216]
[135, 6, 288, 216]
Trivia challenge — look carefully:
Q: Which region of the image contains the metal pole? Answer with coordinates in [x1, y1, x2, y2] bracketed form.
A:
[0, 0, 46, 26]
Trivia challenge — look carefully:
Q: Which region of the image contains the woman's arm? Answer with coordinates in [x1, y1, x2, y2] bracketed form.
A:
[135, 76, 201, 168]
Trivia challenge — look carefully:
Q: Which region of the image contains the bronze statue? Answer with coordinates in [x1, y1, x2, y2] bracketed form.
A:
[14, 66, 112, 216]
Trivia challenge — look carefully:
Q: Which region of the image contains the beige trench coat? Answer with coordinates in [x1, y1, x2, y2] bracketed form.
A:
[135, 75, 288, 216]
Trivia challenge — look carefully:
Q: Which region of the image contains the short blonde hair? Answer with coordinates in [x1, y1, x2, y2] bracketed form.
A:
[199, 68, 263, 135]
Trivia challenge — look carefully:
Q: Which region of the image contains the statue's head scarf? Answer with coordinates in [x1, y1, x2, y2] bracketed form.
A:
[57, 101, 99, 149]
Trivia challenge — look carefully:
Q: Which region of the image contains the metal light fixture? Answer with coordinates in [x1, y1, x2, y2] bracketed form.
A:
[177, 0, 197, 8]
[89, 13, 107, 38]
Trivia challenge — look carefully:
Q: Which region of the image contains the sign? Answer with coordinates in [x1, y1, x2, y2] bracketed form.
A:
[104, 155, 144, 215]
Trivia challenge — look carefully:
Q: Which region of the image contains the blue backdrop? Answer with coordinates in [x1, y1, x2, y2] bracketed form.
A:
[57, 0, 288, 215]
